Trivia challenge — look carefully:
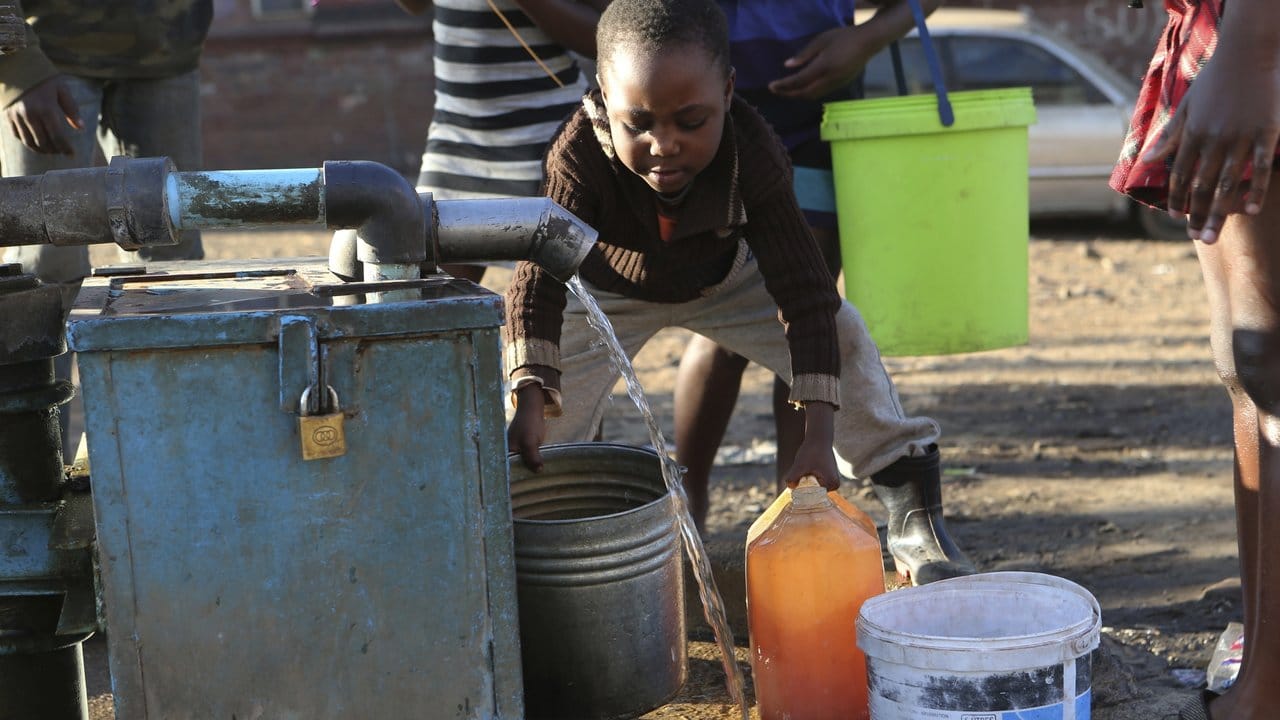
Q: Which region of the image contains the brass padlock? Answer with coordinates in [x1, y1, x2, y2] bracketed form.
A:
[299, 385, 347, 460]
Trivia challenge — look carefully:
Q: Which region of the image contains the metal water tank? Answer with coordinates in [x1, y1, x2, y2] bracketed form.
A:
[67, 257, 522, 719]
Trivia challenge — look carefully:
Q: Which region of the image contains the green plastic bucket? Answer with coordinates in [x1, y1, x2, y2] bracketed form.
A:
[821, 87, 1036, 356]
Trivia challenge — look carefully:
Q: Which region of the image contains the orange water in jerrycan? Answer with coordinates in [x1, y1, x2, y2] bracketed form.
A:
[746, 478, 886, 720]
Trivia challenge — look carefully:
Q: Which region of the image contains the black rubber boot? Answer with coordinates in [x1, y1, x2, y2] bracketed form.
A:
[871, 445, 976, 585]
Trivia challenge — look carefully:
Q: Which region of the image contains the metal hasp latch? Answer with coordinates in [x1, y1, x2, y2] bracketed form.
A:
[0, 264, 98, 720]
[279, 314, 347, 460]
[293, 320, 347, 461]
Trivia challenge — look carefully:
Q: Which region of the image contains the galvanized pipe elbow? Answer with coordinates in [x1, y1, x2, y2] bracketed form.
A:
[322, 161, 427, 267]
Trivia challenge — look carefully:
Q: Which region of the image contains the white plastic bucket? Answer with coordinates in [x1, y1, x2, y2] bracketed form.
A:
[857, 572, 1101, 720]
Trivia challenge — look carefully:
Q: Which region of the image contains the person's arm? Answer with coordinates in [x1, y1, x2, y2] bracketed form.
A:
[503, 111, 601, 469]
[5, 75, 81, 155]
[0, 3, 81, 155]
[509, 378, 550, 471]
[782, 401, 840, 489]
[733, 108, 844, 487]
[1142, 0, 1280, 243]
[768, 0, 943, 100]
[510, 0, 605, 58]
[503, 259, 568, 470]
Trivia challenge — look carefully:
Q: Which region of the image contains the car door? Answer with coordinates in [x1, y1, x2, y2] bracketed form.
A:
[945, 33, 1133, 219]
[863, 32, 1134, 220]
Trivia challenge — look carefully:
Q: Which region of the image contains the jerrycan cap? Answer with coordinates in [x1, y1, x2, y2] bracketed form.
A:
[792, 476, 831, 511]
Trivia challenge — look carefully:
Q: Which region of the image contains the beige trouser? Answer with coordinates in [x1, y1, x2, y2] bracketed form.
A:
[544, 251, 940, 479]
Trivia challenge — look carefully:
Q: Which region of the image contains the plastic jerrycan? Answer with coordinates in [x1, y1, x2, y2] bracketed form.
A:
[746, 477, 886, 720]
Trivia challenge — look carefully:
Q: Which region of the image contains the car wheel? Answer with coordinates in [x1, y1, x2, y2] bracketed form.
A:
[1135, 203, 1189, 241]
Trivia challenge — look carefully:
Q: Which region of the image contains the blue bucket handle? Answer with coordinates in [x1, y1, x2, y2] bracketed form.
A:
[887, 0, 954, 127]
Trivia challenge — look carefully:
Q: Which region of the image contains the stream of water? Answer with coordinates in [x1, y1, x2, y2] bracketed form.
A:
[568, 276, 749, 719]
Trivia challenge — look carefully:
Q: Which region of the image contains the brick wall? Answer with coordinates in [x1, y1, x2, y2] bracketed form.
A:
[199, 0, 1169, 175]
[202, 0, 434, 177]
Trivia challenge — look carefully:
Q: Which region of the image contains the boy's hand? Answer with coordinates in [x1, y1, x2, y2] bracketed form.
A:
[508, 383, 548, 471]
[5, 76, 82, 155]
[781, 401, 840, 490]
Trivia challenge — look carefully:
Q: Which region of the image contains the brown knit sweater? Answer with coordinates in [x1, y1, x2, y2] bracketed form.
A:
[504, 90, 842, 407]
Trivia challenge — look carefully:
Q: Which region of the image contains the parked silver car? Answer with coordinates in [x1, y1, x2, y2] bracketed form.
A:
[854, 8, 1184, 240]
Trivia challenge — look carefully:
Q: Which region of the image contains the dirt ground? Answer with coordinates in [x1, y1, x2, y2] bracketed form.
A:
[81, 219, 1236, 719]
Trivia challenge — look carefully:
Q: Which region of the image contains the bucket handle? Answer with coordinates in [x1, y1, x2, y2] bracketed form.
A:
[888, 0, 954, 127]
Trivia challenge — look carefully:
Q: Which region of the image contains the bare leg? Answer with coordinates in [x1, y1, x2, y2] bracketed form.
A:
[1192, 188, 1280, 719]
[674, 335, 748, 532]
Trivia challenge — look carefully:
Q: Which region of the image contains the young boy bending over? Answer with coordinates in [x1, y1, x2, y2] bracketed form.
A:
[503, 0, 973, 585]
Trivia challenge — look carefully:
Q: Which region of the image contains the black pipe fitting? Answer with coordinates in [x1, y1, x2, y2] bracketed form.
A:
[322, 160, 428, 267]
[104, 155, 178, 250]
[0, 156, 178, 252]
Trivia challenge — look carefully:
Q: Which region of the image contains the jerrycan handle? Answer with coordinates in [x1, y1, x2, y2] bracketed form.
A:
[887, 0, 954, 127]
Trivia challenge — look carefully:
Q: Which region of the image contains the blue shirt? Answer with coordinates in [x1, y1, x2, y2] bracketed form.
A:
[718, 0, 858, 153]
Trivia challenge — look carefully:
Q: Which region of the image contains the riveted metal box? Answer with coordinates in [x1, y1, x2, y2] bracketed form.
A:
[68, 257, 522, 719]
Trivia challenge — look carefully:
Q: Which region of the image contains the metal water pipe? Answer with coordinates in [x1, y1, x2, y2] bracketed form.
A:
[328, 196, 598, 284]
[0, 156, 596, 283]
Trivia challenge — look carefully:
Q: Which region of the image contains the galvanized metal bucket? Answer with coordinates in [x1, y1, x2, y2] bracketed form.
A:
[509, 442, 687, 719]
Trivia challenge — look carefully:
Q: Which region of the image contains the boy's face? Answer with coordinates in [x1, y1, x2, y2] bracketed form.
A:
[598, 43, 734, 195]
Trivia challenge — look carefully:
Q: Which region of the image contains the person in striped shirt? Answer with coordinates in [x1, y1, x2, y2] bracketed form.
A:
[397, 0, 604, 282]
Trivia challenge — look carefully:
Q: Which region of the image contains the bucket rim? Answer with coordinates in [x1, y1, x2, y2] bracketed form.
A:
[508, 442, 675, 526]
[826, 86, 1033, 111]
[857, 572, 1101, 671]
[820, 86, 1036, 141]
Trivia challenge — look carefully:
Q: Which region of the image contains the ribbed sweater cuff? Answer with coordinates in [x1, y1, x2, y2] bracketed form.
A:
[505, 338, 561, 385]
[790, 373, 840, 409]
